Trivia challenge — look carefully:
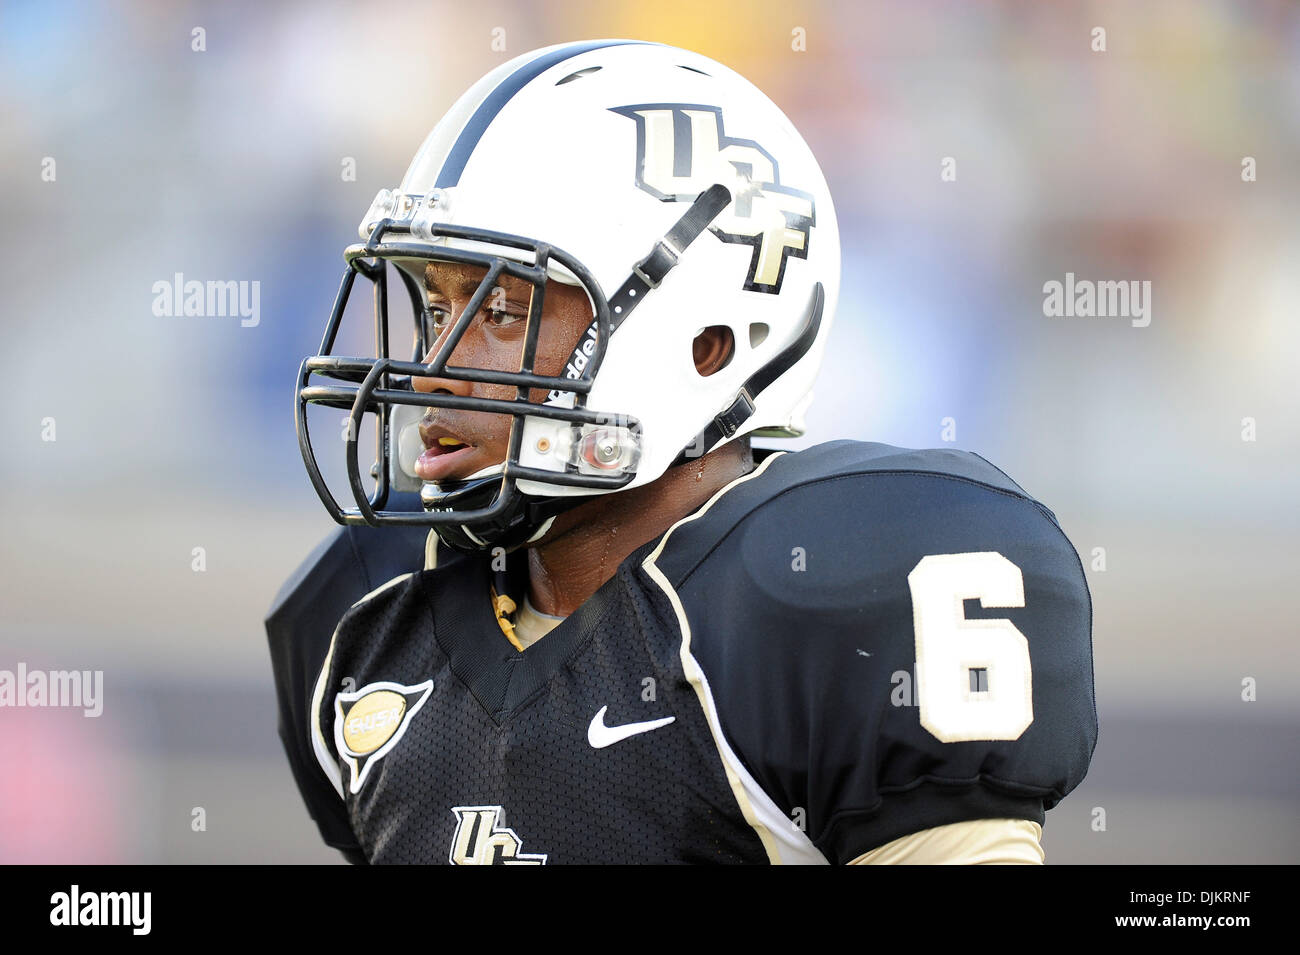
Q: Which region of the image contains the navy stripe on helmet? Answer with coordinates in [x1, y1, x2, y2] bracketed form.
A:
[435, 39, 648, 188]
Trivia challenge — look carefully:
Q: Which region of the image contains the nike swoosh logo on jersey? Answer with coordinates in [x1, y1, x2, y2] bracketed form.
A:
[587, 706, 675, 749]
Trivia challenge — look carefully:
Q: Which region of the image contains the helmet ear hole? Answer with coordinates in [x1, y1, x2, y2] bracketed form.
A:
[692, 325, 735, 377]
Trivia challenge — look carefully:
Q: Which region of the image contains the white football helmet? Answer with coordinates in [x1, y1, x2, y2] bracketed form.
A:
[296, 39, 841, 551]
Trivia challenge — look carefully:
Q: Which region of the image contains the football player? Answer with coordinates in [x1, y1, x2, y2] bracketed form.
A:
[268, 40, 1096, 864]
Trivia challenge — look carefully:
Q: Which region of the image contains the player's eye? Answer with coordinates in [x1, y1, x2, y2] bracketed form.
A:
[485, 305, 524, 328]
[420, 305, 451, 350]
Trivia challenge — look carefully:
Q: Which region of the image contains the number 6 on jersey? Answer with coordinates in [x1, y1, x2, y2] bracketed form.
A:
[907, 552, 1033, 743]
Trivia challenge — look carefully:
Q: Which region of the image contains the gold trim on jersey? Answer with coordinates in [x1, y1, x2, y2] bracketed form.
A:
[641, 451, 827, 865]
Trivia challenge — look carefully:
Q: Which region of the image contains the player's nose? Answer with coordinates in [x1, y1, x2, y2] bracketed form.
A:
[411, 331, 475, 396]
[411, 363, 473, 396]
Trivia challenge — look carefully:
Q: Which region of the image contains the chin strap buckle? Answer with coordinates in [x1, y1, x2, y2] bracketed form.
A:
[714, 388, 756, 439]
[669, 282, 826, 468]
[632, 238, 682, 289]
[606, 183, 733, 331]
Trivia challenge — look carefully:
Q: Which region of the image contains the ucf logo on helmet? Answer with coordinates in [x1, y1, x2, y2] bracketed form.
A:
[612, 103, 816, 293]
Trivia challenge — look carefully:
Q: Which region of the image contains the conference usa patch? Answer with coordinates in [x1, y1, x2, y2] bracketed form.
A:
[333, 679, 433, 794]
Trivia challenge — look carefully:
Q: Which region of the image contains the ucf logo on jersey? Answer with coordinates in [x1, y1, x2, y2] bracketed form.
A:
[449, 806, 548, 865]
[612, 103, 816, 293]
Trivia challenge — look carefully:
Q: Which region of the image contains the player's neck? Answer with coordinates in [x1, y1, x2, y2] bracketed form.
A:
[524, 441, 754, 617]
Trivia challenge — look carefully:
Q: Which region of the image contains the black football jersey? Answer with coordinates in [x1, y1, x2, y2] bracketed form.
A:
[266, 441, 1097, 864]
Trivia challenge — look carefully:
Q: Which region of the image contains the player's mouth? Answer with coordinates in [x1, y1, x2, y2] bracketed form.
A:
[415, 437, 478, 482]
[416, 419, 479, 482]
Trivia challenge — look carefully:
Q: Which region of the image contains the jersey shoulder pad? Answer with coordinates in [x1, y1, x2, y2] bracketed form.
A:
[265, 492, 434, 856]
[654, 439, 1069, 600]
[265, 492, 434, 630]
[650, 440, 1096, 863]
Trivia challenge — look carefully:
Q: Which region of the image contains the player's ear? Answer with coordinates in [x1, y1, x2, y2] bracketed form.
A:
[692, 325, 734, 377]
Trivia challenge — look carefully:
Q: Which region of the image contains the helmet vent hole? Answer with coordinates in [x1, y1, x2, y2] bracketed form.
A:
[748, 322, 770, 348]
[677, 64, 710, 76]
[555, 66, 602, 86]
[693, 325, 734, 377]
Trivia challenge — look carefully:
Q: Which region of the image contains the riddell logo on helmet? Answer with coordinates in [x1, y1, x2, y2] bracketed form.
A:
[545, 320, 600, 403]
[612, 103, 816, 294]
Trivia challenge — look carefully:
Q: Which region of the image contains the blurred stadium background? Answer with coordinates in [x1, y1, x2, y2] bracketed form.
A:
[1, 0, 1296, 863]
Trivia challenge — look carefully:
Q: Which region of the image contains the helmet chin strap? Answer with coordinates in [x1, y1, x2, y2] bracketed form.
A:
[525, 516, 557, 544]
[425, 479, 586, 555]
[545, 183, 734, 404]
[672, 281, 825, 467]
[604, 183, 734, 331]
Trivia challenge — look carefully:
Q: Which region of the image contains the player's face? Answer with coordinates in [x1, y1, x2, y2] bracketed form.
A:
[410, 261, 594, 483]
